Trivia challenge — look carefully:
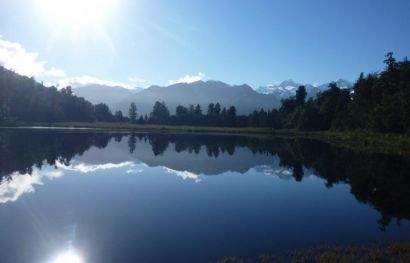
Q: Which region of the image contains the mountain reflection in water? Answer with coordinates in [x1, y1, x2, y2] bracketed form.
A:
[0, 129, 409, 263]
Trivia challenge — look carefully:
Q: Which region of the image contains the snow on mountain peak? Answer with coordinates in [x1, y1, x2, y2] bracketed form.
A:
[257, 79, 353, 98]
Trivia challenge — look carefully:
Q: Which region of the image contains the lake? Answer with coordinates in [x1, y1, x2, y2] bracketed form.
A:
[0, 128, 409, 263]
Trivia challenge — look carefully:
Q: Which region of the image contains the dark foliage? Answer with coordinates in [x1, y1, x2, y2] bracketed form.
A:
[1, 53, 409, 132]
[1, 130, 409, 230]
[273, 53, 410, 132]
[0, 66, 115, 123]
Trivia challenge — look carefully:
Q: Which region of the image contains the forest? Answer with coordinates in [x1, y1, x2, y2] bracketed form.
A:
[0, 53, 409, 133]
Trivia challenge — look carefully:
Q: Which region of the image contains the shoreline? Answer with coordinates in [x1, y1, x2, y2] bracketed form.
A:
[2, 122, 410, 155]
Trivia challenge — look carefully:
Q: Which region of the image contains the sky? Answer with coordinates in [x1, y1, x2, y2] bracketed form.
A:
[0, 0, 409, 89]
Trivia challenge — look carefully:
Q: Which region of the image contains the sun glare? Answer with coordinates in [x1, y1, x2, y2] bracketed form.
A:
[41, 0, 114, 29]
[49, 250, 84, 263]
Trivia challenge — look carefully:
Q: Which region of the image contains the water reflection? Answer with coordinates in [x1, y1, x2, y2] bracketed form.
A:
[49, 249, 84, 263]
[0, 129, 409, 262]
[0, 169, 63, 203]
[1, 129, 409, 230]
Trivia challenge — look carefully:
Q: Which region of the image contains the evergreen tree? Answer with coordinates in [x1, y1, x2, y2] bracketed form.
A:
[129, 102, 137, 123]
[214, 103, 221, 115]
[194, 104, 202, 116]
[295, 85, 307, 106]
[207, 103, 215, 116]
[150, 101, 170, 123]
[114, 111, 124, 122]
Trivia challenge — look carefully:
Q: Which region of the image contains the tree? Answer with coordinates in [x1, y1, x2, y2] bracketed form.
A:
[295, 85, 307, 106]
[214, 103, 221, 115]
[316, 82, 350, 129]
[226, 106, 237, 126]
[373, 94, 404, 132]
[94, 103, 113, 121]
[249, 110, 260, 127]
[114, 111, 124, 122]
[128, 102, 137, 123]
[61, 86, 73, 96]
[258, 109, 268, 127]
[194, 104, 202, 116]
[297, 101, 325, 131]
[176, 105, 188, 118]
[188, 104, 195, 114]
[150, 101, 170, 123]
[384, 52, 398, 71]
[207, 103, 215, 116]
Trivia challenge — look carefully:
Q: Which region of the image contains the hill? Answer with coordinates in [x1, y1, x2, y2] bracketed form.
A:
[114, 80, 280, 115]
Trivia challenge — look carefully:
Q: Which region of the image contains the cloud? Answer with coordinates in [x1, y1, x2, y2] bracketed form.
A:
[56, 161, 135, 173]
[164, 167, 202, 183]
[128, 77, 146, 84]
[56, 76, 136, 90]
[0, 38, 65, 78]
[125, 169, 143, 174]
[44, 67, 66, 77]
[168, 72, 205, 85]
[0, 170, 63, 203]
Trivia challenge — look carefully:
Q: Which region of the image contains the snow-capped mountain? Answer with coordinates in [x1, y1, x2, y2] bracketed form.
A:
[257, 79, 353, 99]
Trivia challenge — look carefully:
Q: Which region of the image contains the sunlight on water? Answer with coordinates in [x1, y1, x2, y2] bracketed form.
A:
[0, 130, 409, 262]
[49, 250, 84, 263]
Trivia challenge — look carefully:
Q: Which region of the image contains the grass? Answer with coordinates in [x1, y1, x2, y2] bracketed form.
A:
[215, 241, 410, 263]
[3, 122, 410, 155]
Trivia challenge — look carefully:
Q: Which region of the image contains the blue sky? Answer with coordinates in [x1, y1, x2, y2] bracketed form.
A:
[0, 0, 409, 89]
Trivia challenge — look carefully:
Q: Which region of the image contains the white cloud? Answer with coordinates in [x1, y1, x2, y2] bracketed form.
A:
[56, 76, 136, 90]
[0, 170, 63, 203]
[0, 38, 65, 78]
[125, 169, 143, 174]
[164, 167, 202, 183]
[56, 161, 135, 173]
[168, 72, 205, 85]
[128, 77, 146, 84]
[44, 67, 66, 77]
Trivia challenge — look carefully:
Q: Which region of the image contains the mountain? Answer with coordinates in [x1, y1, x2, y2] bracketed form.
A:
[257, 79, 353, 99]
[73, 84, 142, 110]
[113, 80, 280, 115]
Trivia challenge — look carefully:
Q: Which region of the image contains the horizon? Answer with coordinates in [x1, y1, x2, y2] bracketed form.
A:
[1, 0, 409, 90]
[66, 77, 353, 91]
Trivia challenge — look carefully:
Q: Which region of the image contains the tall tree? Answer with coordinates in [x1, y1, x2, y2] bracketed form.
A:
[150, 101, 170, 123]
[214, 103, 221, 115]
[115, 110, 124, 122]
[194, 104, 202, 116]
[129, 102, 137, 123]
[295, 85, 307, 106]
[207, 103, 215, 116]
[94, 103, 113, 122]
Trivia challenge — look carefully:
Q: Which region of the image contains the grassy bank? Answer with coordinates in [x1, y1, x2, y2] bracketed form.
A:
[3, 122, 410, 155]
[215, 241, 410, 263]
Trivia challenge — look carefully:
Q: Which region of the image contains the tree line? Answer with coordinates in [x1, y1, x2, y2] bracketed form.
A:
[0, 66, 121, 123]
[1, 53, 409, 133]
[124, 53, 410, 132]
[272, 52, 410, 132]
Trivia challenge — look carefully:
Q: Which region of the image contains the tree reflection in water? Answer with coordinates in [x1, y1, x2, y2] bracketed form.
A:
[0, 129, 409, 230]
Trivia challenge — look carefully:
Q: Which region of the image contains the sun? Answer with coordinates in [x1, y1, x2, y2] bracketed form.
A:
[40, 0, 115, 29]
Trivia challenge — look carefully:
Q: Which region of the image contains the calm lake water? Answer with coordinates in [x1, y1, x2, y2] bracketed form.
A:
[0, 128, 409, 263]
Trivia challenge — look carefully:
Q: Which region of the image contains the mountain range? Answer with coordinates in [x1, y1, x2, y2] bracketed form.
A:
[74, 80, 281, 115]
[257, 79, 353, 99]
[73, 84, 142, 107]
[72, 79, 352, 116]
